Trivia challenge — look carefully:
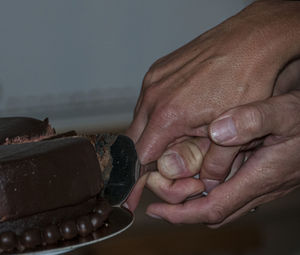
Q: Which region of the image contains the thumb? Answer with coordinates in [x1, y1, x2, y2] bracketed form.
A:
[209, 91, 300, 146]
[158, 137, 210, 179]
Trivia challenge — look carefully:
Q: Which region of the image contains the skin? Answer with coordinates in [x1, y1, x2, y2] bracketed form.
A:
[125, 0, 300, 226]
[146, 89, 300, 227]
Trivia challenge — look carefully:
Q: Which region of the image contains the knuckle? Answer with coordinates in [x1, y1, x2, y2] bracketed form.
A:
[143, 85, 158, 105]
[241, 105, 264, 133]
[147, 173, 184, 204]
[183, 141, 203, 173]
[152, 56, 166, 67]
[159, 183, 185, 204]
[286, 92, 300, 113]
[166, 196, 182, 205]
[159, 187, 181, 204]
[143, 69, 154, 87]
[152, 103, 180, 129]
[205, 202, 226, 224]
[202, 159, 227, 179]
[143, 61, 162, 86]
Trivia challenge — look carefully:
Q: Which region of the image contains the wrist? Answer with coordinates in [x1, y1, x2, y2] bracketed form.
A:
[254, 1, 300, 66]
[240, 1, 300, 89]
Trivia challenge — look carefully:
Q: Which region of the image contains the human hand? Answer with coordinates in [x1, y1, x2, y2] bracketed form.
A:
[126, 1, 300, 167]
[144, 90, 300, 226]
[126, 57, 300, 221]
[198, 58, 300, 192]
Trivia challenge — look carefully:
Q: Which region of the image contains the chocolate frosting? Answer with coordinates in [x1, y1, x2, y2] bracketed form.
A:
[0, 137, 103, 221]
[0, 117, 113, 253]
[0, 117, 54, 144]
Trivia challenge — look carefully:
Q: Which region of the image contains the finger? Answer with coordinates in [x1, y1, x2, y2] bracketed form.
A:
[146, 172, 205, 204]
[146, 150, 267, 224]
[225, 151, 245, 181]
[133, 91, 144, 118]
[200, 144, 240, 192]
[209, 182, 300, 228]
[209, 91, 300, 146]
[133, 70, 154, 118]
[158, 137, 210, 179]
[200, 135, 264, 192]
[125, 95, 149, 143]
[274, 58, 300, 95]
[125, 107, 148, 143]
[207, 191, 279, 228]
[127, 81, 162, 143]
[124, 173, 149, 212]
[135, 109, 184, 164]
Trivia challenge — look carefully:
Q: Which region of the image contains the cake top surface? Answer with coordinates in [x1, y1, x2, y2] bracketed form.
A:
[0, 136, 87, 162]
[0, 117, 54, 145]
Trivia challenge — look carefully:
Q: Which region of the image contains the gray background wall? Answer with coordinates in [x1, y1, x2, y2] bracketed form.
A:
[0, 0, 251, 131]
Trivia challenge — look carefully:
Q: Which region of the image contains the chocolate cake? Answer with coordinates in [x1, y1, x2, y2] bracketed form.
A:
[0, 117, 112, 253]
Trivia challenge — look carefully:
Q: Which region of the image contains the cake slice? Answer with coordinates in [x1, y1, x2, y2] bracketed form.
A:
[0, 117, 112, 253]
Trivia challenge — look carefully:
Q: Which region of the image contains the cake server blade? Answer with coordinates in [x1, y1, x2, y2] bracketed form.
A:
[94, 134, 205, 207]
[94, 134, 142, 206]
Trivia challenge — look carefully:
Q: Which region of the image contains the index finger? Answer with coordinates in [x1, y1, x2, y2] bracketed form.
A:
[135, 113, 185, 164]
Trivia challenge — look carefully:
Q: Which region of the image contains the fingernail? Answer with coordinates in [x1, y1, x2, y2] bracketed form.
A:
[210, 116, 237, 143]
[202, 179, 220, 193]
[187, 190, 206, 200]
[146, 212, 162, 220]
[160, 152, 185, 178]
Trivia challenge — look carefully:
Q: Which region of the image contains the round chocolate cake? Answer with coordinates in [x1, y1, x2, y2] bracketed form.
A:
[0, 117, 112, 253]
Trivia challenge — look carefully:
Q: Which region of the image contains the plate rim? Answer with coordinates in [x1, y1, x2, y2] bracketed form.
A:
[12, 206, 134, 255]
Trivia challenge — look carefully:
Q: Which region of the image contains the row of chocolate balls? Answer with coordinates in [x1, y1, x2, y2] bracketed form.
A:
[0, 204, 111, 253]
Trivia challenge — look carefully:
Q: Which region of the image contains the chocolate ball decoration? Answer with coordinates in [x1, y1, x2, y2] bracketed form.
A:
[60, 220, 78, 240]
[20, 229, 42, 249]
[43, 225, 61, 244]
[90, 213, 104, 230]
[93, 200, 112, 219]
[77, 216, 93, 237]
[0, 231, 17, 251]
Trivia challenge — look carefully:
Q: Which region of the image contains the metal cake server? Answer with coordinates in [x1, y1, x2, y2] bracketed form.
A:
[95, 134, 205, 207]
[94, 134, 144, 206]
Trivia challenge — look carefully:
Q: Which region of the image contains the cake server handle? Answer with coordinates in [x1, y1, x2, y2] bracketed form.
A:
[138, 161, 207, 200]
[138, 161, 157, 177]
